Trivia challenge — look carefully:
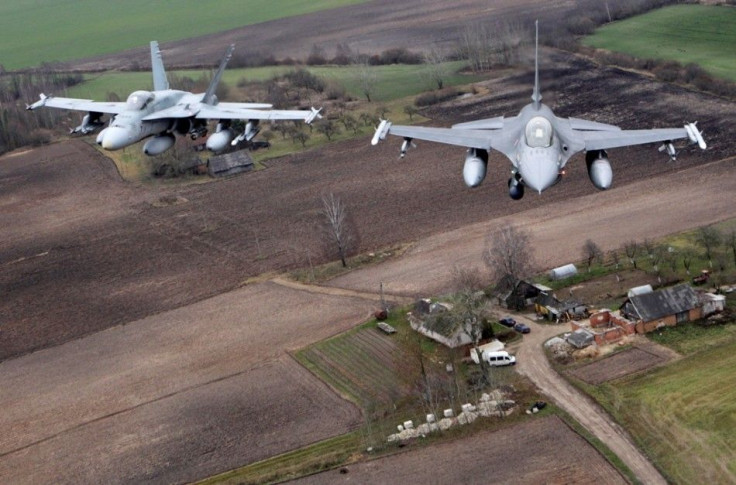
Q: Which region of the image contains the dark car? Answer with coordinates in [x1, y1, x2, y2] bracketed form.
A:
[513, 322, 531, 334]
[499, 317, 516, 327]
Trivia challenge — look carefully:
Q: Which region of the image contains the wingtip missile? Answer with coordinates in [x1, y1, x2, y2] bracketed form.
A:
[27, 93, 49, 110]
[684, 122, 706, 150]
[371, 119, 392, 145]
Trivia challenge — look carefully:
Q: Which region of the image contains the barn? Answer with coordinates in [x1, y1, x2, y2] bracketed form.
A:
[620, 283, 701, 333]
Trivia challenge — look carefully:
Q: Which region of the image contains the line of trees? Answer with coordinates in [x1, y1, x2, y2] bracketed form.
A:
[0, 71, 84, 154]
[584, 225, 736, 286]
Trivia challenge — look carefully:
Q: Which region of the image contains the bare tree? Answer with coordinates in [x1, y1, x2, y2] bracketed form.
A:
[321, 193, 355, 267]
[642, 238, 655, 259]
[624, 240, 639, 269]
[403, 104, 419, 120]
[582, 239, 603, 272]
[611, 250, 621, 282]
[482, 223, 535, 283]
[451, 266, 492, 386]
[682, 249, 694, 275]
[696, 225, 721, 268]
[424, 45, 450, 90]
[729, 230, 736, 267]
[353, 58, 378, 102]
[651, 245, 666, 283]
[315, 119, 340, 141]
[458, 20, 525, 73]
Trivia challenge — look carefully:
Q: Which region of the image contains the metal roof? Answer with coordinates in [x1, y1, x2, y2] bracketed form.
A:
[627, 284, 699, 322]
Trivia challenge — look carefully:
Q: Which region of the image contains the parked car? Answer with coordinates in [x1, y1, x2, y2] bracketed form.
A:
[499, 316, 516, 327]
[513, 322, 530, 334]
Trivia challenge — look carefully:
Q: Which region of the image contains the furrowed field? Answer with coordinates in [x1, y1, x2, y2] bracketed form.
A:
[582, 5, 736, 81]
[0, 0, 365, 70]
[591, 335, 736, 484]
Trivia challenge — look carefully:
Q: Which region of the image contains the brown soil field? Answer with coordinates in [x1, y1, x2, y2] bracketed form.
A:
[63, 0, 592, 71]
[291, 415, 626, 485]
[569, 339, 679, 385]
[0, 282, 374, 484]
[2, 50, 733, 362]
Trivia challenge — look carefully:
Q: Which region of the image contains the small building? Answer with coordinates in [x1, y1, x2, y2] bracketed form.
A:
[535, 292, 588, 322]
[207, 150, 255, 177]
[620, 283, 701, 333]
[469, 339, 505, 363]
[566, 329, 594, 349]
[627, 285, 653, 298]
[549, 264, 577, 281]
[701, 293, 726, 317]
[408, 312, 473, 349]
[495, 276, 549, 310]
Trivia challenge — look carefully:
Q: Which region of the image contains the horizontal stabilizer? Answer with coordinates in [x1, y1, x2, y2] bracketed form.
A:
[306, 107, 322, 124]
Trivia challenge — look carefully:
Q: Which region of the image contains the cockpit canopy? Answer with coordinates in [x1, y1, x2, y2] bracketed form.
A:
[525, 116, 553, 148]
[126, 90, 154, 111]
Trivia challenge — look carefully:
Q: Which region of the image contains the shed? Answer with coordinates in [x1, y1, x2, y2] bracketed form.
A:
[701, 293, 726, 316]
[566, 329, 595, 349]
[495, 276, 546, 310]
[549, 264, 577, 281]
[469, 340, 505, 364]
[207, 150, 254, 177]
[627, 285, 653, 298]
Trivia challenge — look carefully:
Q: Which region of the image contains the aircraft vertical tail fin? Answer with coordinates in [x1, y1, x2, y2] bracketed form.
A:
[150, 41, 169, 91]
[531, 20, 542, 110]
[202, 44, 235, 106]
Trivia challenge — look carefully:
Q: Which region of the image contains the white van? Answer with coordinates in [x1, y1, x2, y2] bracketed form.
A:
[482, 351, 516, 367]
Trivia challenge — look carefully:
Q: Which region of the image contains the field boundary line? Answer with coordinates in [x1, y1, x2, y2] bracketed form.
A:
[270, 277, 413, 305]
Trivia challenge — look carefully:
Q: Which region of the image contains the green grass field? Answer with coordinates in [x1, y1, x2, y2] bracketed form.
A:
[67, 61, 481, 102]
[0, 0, 365, 70]
[591, 339, 736, 484]
[583, 5, 736, 81]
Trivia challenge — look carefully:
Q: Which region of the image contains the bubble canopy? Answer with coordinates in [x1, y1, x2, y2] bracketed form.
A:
[126, 91, 154, 111]
[525, 116, 553, 148]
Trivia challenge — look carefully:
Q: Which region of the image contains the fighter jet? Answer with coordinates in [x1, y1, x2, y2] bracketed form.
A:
[372, 22, 706, 200]
[28, 41, 321, 155]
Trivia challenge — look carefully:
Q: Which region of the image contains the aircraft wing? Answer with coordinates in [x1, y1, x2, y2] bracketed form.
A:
[195, 105, 322, 123]
[372, 123, 495, 150]
[142, 104, 322, 123]
[27, 94, 126, 114]
[579, 125, 705, 151]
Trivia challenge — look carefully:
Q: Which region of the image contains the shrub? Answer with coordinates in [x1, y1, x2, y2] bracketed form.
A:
[414, 87, 459, 107]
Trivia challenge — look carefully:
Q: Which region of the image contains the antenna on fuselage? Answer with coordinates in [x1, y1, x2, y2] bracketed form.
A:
[531, 20, 542, 110]
[150, 41, 169, 91]
[202, 44, 235, 106]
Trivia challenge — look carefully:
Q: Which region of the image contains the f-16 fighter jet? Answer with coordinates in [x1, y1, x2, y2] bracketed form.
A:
[372, 22, 705, 199]
[28, 42, 321, 155]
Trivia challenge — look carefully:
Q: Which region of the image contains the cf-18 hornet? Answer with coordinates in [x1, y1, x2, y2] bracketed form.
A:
[372, 22, 706, 199]
[28, 42, 321, 155]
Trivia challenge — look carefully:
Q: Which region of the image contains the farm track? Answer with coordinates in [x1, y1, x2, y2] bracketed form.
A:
[513, 315, 667, 485]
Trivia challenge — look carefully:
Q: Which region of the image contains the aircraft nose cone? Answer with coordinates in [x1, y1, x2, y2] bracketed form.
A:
[519, 153, 558, 194]
[101, 126, 134, 150]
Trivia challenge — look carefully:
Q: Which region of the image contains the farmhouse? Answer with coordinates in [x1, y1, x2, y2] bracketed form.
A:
[408, 300, 473, 348]
[620, 283, 701, 333]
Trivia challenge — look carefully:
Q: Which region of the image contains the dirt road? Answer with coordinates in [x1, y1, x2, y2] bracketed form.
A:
[513, 316, 667, 485]
[328, 156, 736, 298]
